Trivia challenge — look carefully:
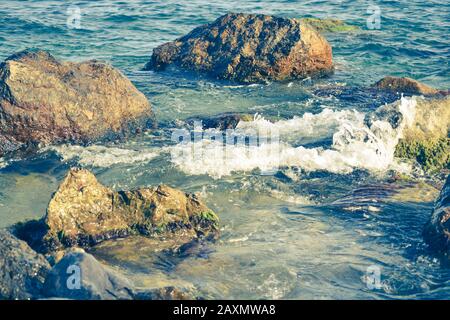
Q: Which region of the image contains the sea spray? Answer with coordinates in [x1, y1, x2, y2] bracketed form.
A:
[237, 108, 365, 143]
[46, 144, 159, 168]
[169, 97, 417, 178]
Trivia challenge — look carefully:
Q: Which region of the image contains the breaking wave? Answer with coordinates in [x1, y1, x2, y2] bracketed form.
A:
[0, 158, 6, 169]
[169, 97, 417, 178]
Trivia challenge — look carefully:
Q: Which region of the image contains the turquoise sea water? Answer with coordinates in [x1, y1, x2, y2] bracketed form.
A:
[0, 1, 449, 299]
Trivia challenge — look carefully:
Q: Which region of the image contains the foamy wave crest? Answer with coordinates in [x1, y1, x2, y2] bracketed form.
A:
[237, 108, 365, 143]
[0, 158, 6, 169]
[169, 97, 417, 178]
[48, 144, 159, 168]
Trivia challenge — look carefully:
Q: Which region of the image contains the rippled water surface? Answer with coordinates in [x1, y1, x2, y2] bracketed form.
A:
[0, 0, 449, 299]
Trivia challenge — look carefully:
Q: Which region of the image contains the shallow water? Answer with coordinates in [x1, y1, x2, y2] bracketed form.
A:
[0, 0, 449, 299]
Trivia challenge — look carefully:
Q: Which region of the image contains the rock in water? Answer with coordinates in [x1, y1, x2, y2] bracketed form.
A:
[145, 13, 333, 83]
[394, 96, 450, 172]
[424, 176, 450, 254]
[0, 49, 153, 157]
[186, 112, 254, 130]
[0, 230, 51, 299]
[16, 168, 219, 252]
[43, 249, 201, 300]
[372, 76, 446, 96]
[134, 287, 199, 300]
[43, 250, 134, 300]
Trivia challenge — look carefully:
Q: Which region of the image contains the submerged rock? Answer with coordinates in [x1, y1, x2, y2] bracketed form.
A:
[394, 97, 450, 172]
[40, 247, 203, 300]
[0, 230, 51, 300]
[145, 13, 333, 84]
[423, 175, 450, 254]
[134, 286, 199, 300]
[43, 250, 134, 300]
[313, 85, 401, 109]
[372, 76, 447, 96]
[0, 49, 153, 158]
[187, 112, 254, 130]
[300, 18, 359, 33]
[15, 168, 219, 253]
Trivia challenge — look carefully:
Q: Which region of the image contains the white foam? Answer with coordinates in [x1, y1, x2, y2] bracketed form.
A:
[236, 108, 364, 143]
[0, 158, 6, 169]
[48, 144, 159, 168]
[169, 97, 417, 178]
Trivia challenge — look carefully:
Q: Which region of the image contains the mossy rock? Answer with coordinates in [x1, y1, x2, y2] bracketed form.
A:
[394, 96, 450, 173]
[14, 168, 220, 253]
[395, 138, 450, 173]
[301, 18, 359, 33]
[196, 210, 220, 227]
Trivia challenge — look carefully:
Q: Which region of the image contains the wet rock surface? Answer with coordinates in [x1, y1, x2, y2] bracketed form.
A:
[0, 49, 154, 158]
[42, 247, 203, 300]
[15, 168, 219, 253]
[394, 96, 450, 172]
[134, 286, 199, 300]
[313, 85, 401, 110]
[186, 112, 254, 130]
[372, 76, 447, 96]
[0, 230, 50, 300]
[424, 176, 450, 254]
[43, 250, 134, 300]
[145, 13, 333, 84]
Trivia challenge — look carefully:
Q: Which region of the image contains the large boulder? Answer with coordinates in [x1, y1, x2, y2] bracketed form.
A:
[145, 13, 333, 84]
[0, 230, 51, 300]
[15, 168, 219, 253]
[43, 250, 134, 300]
[394, 96, 450, 172]
[423, 176, 450, 254]
[372, 76, 447, 96]
[0, 49, 153, 157]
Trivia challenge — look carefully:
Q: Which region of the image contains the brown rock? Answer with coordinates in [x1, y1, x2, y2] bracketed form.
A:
[372, 76, 445, 96]
[0, 49, 154, 157]
[145, 13, 333, 83]
[16, 168, 219, 253]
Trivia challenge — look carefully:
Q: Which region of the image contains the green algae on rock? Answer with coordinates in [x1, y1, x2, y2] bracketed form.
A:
[15, 168, 219, 253]
[145, 13, 333, 84]
[0, 49, 154, 158]
[395, 138, 450, 173]
[394, 96, 450, 172]
[300, 18, 359, 33]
